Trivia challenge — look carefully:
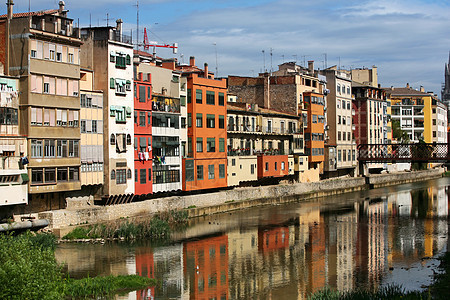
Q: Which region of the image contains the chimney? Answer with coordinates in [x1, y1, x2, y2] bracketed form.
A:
[204, 63, 208, 78]
[308, 60, 314, 73]
[58, 1, 65, 13]
[406, 83, 410, 88]
[6, 0, 14, 76]
[189, 56, 195, 67]
[263, 73, 270, 109]
[116, 19, 123, 40]
[420, 86, 425, 92]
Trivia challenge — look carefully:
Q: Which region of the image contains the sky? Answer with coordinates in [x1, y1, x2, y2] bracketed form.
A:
[7, 0, 450, 96]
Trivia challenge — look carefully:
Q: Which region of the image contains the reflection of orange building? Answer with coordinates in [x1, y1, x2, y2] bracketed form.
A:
[258, 227, 290, 251]
[306, 217, 326, 294]
[304, 92, 325, 171]
[164, 57, 227, 191]
[135, 248, 155, 300]
[183, 235, 228, 300]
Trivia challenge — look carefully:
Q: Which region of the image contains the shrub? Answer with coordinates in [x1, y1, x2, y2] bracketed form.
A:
[0, 233, 65, 300]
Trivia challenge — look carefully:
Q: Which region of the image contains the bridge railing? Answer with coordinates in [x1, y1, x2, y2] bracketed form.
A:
[357, 143, 450, 162]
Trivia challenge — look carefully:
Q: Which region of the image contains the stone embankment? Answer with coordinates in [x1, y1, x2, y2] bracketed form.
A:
[39, 168, 444, 237]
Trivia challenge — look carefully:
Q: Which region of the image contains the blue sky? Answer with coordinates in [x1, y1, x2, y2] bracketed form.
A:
[7, 0, 450, 96]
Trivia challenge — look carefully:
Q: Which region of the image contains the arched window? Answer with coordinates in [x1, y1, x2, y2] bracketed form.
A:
[126, 134, 132, 145]
[127, 169, 132, 179]
[110, 134, 115, 145]
[111, 170, 116, 180]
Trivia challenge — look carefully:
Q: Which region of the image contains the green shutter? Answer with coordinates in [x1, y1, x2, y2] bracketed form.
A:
[110, 78, 115, 89]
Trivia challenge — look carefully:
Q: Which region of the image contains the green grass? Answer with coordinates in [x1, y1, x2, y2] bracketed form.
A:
[309, 285, 428, 300]
[63, 210, 189, 241]
[64, 275, 156, 299]
[0, 232, 156, 300]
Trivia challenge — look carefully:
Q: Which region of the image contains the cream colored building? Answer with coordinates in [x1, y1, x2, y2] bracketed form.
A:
[227, 100, 304, 186]
[321, 67, 357, 178]
[79, 69, 104, 187]
[0, 75, 28, 214]
[80, 21, 135, 202]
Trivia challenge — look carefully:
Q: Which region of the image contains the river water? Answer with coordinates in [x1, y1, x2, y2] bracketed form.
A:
[55, 177, 450, 299]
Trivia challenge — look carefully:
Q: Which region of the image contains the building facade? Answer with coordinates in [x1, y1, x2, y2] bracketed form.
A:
[0, 74, 28, 214]
[168, 57, 227, 192]
[80, 21, 135, 202]
[137, 56, 183, 193]
[321, 67, 357, 178]
[79, 69, 104, 189]
[1, 2, 82, 210]
[133, 70, 152, 196]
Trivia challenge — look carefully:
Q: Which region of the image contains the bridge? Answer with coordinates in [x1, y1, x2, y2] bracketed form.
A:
[357, 143, 450, 162]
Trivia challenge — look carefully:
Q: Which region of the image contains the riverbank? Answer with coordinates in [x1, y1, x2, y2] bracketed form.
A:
[37, 168, 444, 237]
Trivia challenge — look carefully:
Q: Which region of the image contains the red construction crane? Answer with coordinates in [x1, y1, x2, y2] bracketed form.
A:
[143, 28, 178, 54]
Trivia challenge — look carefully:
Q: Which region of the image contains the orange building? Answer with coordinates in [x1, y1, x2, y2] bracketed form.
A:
[164, 57, 227, 191]
[304, 92, 325, 171]
[256, 155, 289, 179]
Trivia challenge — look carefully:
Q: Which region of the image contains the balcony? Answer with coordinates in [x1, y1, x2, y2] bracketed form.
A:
[152, 96, 180, 114]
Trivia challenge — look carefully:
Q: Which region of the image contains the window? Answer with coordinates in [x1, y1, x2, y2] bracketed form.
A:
[196, 138, 203, 152]
[265, 162, 269, 171]
[116, 169, 127, 184]
[218, 92, 224, 106]
[31, 50, 37, 58]
[140, 169, 146, 184]
[196, 113, 203, 127]
[219, 164, 225, 178]
[312, 115, 317, 123]
[196, 89, 202, 104]
[57, 168, 68, 181]
[219, 115, 225, 129]
[111, 170, 116, 180]
[219, 138, 225, 152]
[148, 168, 152, 181]
[69, 167, 79, 181]
[208, 165, 215, 179]
[110, 134, 115, 145]
[197, 165, 203, 180]
[206, 114, 215, 128]
[186, 160, 194, 181]
[275, 162, 277, 171]
[31, 169, 43, 184]
[139, 112, 146, 127]
[68, 140, 79, 157]
[57, 140, 67, 157]
[187, 89, 192, 103]
[281, 161, 285, 170]
[181, 117, 186, 128]
[188, 113, 192, 127]
[139, 85, 146, 102]
[232, 159, 236, 166]
[207, 138, 215, 152]
[180, 95, 186, 106]
[206, 91, 215, 105]
[45, 168, 56, 183]
[31, 140, 43, 158]
[44, 140, 55, 158]
[92, 120, 97, 133]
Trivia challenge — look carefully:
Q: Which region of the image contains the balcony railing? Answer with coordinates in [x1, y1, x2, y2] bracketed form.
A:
[152, 98, 180, 114]
[228, 148, 290, 156]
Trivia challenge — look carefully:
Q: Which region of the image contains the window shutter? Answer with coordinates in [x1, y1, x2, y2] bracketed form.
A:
[110, 78, 115, 89]
[31, 107, 37, 124]
[49, 109, 56, 126]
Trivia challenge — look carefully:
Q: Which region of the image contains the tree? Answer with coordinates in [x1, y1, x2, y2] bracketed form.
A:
[392, 119, 410, 143]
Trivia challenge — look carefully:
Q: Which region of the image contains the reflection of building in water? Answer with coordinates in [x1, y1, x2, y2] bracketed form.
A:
[183, 235, 228, 300]
[227, 229, 259, 299]
[326, 211, 358, 292]
[134, 244, 184, 300]
[306, 216, 326, 294]
[387, 191, 412, 216]
[355, 200, 388, 289]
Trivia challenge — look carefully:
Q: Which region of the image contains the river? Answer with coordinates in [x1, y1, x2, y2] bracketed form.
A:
[55, 177, 450, 299]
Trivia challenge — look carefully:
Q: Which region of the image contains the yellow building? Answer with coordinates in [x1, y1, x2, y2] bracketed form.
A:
[385, 84, 433, 143]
